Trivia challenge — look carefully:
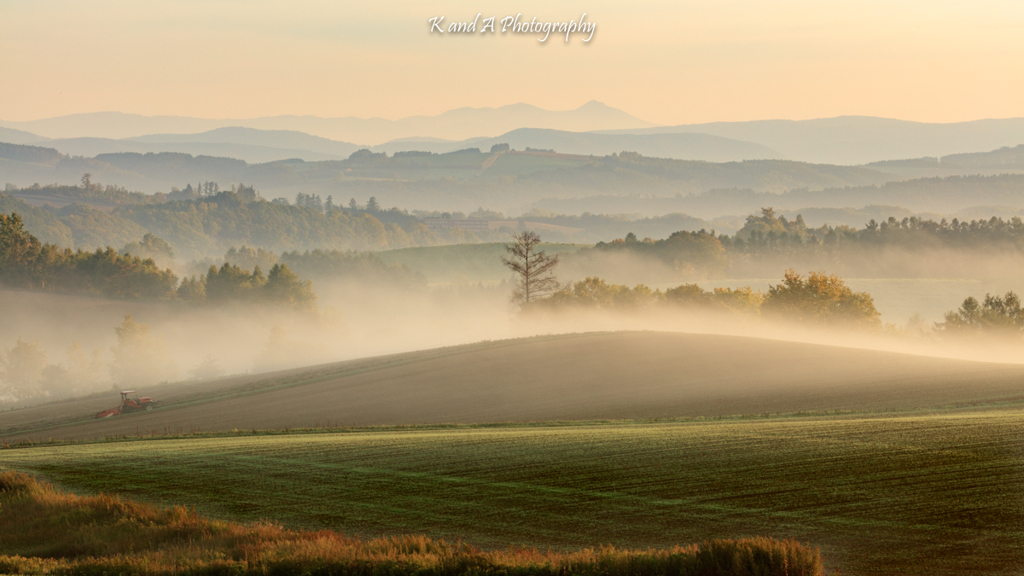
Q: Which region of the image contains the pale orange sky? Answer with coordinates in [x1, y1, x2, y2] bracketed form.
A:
[1, 0, 1022, 124]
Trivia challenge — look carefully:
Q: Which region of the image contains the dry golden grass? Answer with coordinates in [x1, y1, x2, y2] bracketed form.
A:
[0, 470, 822, 576]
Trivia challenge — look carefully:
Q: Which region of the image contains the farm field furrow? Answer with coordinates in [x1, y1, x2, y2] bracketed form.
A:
[3, 410, 1023, 576]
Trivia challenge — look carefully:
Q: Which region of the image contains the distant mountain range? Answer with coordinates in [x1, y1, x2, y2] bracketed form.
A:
[0, 127, 47, 145]
[6, 109, 1024, 166]
[0, 125, 784, 165]
[601, 116, 1024, 165]
[0, 101, 653, 144]
[372, 128, 784, 162]
[17, 132, 363, 164]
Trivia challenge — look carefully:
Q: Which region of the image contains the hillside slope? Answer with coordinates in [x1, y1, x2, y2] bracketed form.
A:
[5, 331, 1024, 442]
[373, 128, 785, 162]
[603, 116, 1024, 165]
[0, 102, 653, 143]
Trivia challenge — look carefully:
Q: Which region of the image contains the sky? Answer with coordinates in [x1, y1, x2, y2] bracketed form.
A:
[1, 0, 1023, 125]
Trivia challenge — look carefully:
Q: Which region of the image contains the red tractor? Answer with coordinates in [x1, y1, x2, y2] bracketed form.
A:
[95, 390, 160, 418]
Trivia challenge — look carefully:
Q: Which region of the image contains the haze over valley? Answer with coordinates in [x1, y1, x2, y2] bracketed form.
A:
[4, 1, 1024, 573]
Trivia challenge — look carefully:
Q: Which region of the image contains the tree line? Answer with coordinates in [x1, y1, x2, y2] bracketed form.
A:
[576, 208, 1024, 278]
[533, 271, 881, 327]
[0, 315, 220, 403]
[727, 207, 1024, 253]
[3, 179, 511, 259]
[504, 230, 1024, 338]
[0, 212, 316, 309]
[502, 231, 880, 326]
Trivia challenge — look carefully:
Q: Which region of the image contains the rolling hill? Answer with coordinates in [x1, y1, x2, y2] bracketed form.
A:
[0, 127, 49, 145]
[38, 136, 355, 164]
[0, 101, 653, 143]
[19, 126, 784, 165]
[866, 143, 1024, 178]
[602, 116, 1024, 165]
[7, 112, 1024, 165]
[5, 331, 1024, 443]
[373, 128, 785, 162]
[129, 127, 362, 158]
[4, 410, 1021, 576]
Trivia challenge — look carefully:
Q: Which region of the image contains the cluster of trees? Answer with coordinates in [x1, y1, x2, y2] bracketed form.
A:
[178, 262, 317, 310]
[571, 208, 1024, 279]
[222, 245, 424, 287]
[168, 181, 223, 200]
[0, 338, 105, 402]
[281, 249, 424, 286]
[586, 230, 729, 276]
[760, 270, 880, 326]
[506, 210, 712, 244]
[508, 233, 1024, 339]
[290, 194, 390, 217]
[540, 174, 1024, 218]
[1, 213, 318, 309]
[0, 213, 178, 299]
[532, 271, 880, 326]
[113, 189, 429, 257]
[503, 232, 879, 326]
[725, 208, 1024, 254]
[121, 233, 176, 268]
[936, 292, 1024, 336]
[6, 175, 159, 205]
[0, 315, 177, 403]
[293, 193, 328, 211]
[4, 180, 511, 258]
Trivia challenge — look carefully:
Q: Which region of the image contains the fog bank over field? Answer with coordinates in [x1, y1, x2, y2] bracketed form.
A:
[7, 327, 1024, 444]
[4, 267, 1024, 409]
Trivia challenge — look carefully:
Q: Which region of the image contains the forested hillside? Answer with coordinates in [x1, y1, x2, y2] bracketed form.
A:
[537, 173, 1024, 218]
[7, 141, 1024, 218]
[0, 213, 317, 309]
[0, 142, 899, 207]
[563, 208, 1024, 281]
[0, 186, 510, 259]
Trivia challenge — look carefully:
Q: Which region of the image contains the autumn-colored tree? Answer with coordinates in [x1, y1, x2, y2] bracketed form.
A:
[665, 283, 763, 314]
[710, 287, 764, 314]
[761, 269, 880, 326]
[665, 283, 709, 306]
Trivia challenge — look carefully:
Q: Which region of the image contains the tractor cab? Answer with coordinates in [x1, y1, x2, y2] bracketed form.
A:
[119, 390, 158, 412]
[96, 390, 160, 418]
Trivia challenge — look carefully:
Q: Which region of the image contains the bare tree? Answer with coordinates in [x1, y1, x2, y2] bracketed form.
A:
[501, 231, 559, 305]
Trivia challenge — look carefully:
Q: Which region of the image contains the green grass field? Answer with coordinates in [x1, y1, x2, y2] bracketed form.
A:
[3, 409, 1022, 576]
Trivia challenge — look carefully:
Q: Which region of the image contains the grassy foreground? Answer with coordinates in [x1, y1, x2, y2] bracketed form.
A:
[3, 410, 1023, 575]
[0, 471, 819, 576]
